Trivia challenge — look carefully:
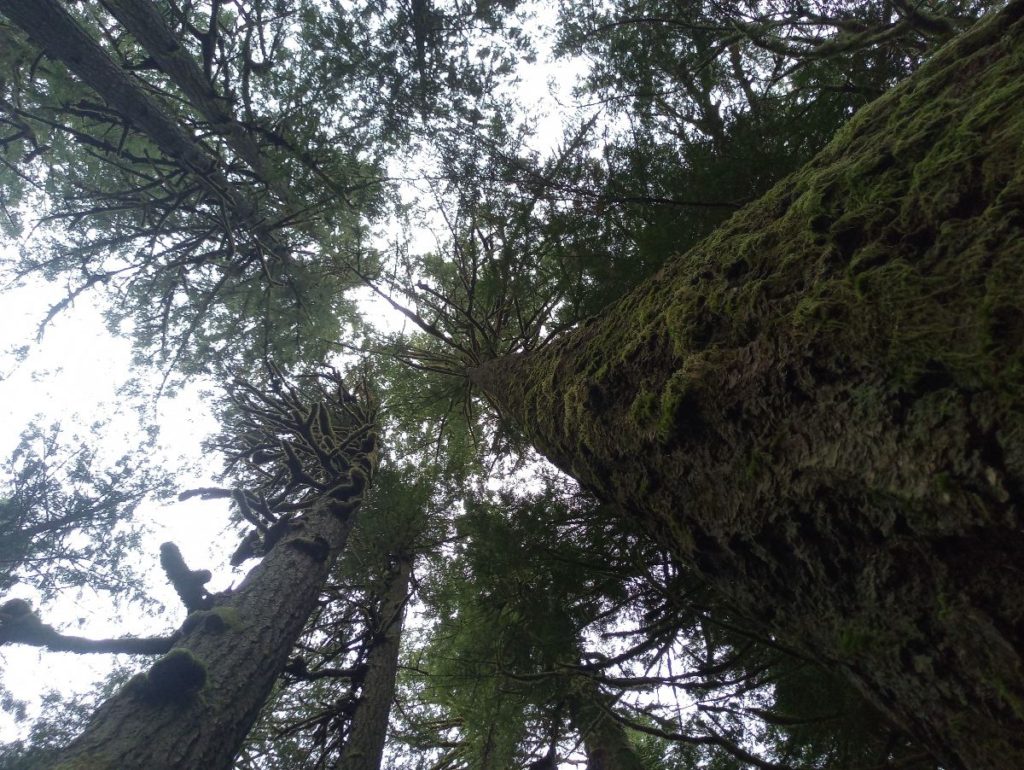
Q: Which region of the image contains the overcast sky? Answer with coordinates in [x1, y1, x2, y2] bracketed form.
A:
[0, 261, 237, 737]
[0, 2, 589, 742]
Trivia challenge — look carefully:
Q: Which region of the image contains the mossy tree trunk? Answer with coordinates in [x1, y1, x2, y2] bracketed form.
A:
[335, 552, 412, 770]
[52, 375, 379, 770]
[471, 5, 1024, 769]
[54, 500, 362, 770]
[567, 687, 645, 770]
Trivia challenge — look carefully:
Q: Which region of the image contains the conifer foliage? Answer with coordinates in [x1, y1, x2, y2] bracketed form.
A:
[0, 1, 1021, 769]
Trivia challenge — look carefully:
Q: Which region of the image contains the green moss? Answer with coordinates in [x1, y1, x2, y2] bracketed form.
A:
[124, 672, 150, 696]
[744, 449, 768, 481]
[837, 626, 875, 655]
[656, 356, 716, 444]
[181, 606, 241, 635]
[657, 377, 691, 444]
[628, 389, 657, 428]
[349, 465, 368, 492]
[207, 606, 241, 630]
[660, 515, 696, 556]
[995, 678, 1024, 723]
[145, 648, 207, 702]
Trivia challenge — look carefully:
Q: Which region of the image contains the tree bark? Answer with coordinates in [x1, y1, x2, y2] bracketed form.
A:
[471, 4, 1024, 769]
[567, 687, 645, 770]
[49, 374, 379, 770]
[51, 498, 363, 770]
[334, 552, 412, 770]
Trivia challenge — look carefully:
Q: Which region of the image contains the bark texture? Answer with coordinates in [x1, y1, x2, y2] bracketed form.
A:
[50, 375, 378, 770]
[567, 690, 645, 770]
[53, 499, 362, 770]
[335, 553, 412, 770]
[471, 5, 1024, 769]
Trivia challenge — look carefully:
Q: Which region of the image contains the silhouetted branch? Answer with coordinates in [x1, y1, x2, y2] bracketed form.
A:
[0, 598, 173, 654]
[159, 542, 214, 612]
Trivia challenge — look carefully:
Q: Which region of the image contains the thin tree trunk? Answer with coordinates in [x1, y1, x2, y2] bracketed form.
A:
[471, 5, 1024, 769]
[334, 552, 413, 770]
[97, 0, 273, 189]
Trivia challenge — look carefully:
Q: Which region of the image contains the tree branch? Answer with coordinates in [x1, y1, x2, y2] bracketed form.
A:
[0, 598, 173, 655]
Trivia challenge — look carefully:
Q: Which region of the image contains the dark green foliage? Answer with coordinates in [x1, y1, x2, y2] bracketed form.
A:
[541, 0, 994, 313]
[393, 477, 925, 768]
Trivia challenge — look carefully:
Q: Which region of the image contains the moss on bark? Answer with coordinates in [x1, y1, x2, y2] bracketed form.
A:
[471, 4, 1024, 768]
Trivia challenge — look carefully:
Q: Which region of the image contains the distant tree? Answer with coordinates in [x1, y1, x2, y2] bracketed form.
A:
[0, 420, 169, 600]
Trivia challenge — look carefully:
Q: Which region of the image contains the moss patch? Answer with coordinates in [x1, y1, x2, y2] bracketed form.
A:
[181, 606, 241, 635]
[144, 648, 207, 702]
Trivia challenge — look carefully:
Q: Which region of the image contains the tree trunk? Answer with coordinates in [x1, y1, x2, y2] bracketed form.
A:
[567, 688, 645, 770]
[98, 0, 274, 191]
[471, 5, 1024, 769]
[335, 552, 412, 770]
[50, 375, 379, 770]
[0, 0, 276, 244]
[52, 500, 362, 770]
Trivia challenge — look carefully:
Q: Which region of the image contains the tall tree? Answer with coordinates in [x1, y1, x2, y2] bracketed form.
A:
[467, 4, 1024, 768]
[0, 0, 385, 373]
[0, 367, 379, 769]
[237, 470, 427, 770]
[1, 1, 1022, 768]
[0, 0, 527, 376]
[334, 550, 413, 770]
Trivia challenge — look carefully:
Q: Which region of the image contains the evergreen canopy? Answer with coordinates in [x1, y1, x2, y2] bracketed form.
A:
[0, 1, 1020, 769]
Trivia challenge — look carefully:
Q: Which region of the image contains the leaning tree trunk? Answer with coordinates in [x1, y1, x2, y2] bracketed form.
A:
[335, 551, 413, 770]
[471, 5, 1024, 769]
[52, 374, 378, 770]
[0, 0, 284, 255]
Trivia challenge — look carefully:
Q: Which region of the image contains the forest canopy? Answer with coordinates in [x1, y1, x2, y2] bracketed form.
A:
[0, 1, 1021, 769]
